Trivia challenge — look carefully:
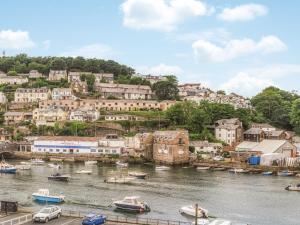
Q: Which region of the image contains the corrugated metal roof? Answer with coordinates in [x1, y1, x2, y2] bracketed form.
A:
[253, 140, 289, 154]
[236, 141, 259, 151]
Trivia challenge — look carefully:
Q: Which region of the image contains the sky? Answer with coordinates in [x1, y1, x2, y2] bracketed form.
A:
[0, 0, 299, 97]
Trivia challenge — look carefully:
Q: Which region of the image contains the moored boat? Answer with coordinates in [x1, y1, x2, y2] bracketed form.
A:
[277, 170, 294, 176]
[179, 205, 208, 218]
[210, 167, 226, 171]
[32, 189, 65, 203]
[128, 172, 147, 179]
[105, 176, 135, 184]
[155, 166, 170, 171]
[228, 168, 249, 174]
[262, 171, 273, 176]
[31, 158, 45, 165]
[15, 164, 31, 170]
[285, 183, 300, 191]
[48, 163, 61, 169]
[0, 157, 17, 174]
[85, 160, 97, 165]
[208, 220, 232, 225]
[76, 169, 92, 174]
[116, 161, 128, 167]
[48, 173, 71, 181]
[113, 196, 150, 212]
[197, 166, 210, 170]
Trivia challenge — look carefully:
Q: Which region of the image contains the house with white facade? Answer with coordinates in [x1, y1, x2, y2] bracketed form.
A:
[69, 109, 100, 122]
[98, 134, 125, 155]
[215, 118, 243, 146]
[33, 107, 68, 126]
[0, 92, 7, 104]
[14, 87, 50, 103]
[52, 88, 77, 100]
[190, 140, 223, 154]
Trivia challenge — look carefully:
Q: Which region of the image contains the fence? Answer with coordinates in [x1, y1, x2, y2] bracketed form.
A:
[63, 210, 191, 225]
[0, 214, 32, 225]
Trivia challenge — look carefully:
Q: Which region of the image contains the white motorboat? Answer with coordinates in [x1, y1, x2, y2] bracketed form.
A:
[32, 189, 65, 203]
[179, 205, 208, 218]
[113, 196, 150, 212]
[84, 160, 97, 165]
[208, 220, 232, 225]
[20, 161, 31, 165]
[192, 219, 210, 225]
[16, 164, 31, 170]
[197, 166, 210, 170]
[128, 172, 147, 179]
[285, 183, 300, 191]
[228, 168, 249, 174]
[155, 166, 170, 171]
[105, 176, 135, 184]
[76, 169, 92, 174]
[31, 159, 45, 165]
[48, 163, 61, 169]
[116, 161, 128, 167]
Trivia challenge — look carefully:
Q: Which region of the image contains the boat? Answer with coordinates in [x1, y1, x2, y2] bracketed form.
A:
[228, 168, 249, 174]
[128, 172, 147, 179]
[208, 220, 232, 225]
[0, 156, 17, 174]
[15, 164, 31, 170]
[277, 170, 294, 176]
[48, 173, 71, 181]
[179, 205, 208, 218]
[262, 171, 273, 176]
[285, 183, 300, 191]
[192, 219, 210, 225]
[113, 196, 150, 212]
[76, 169, 92, 174]
[116, 161, 128, 167]
[213, 156, 224, 161]
[197, 166, 210, 170]
[84, 160, 97, 165]
[32, 189, 65, 203]
[296, 173, 300, 177]
[31, 159, 45, 165]
[155, 166, 170, 171]
[48, 163, 61, 169]
[20, 161, 31, 165]
[104, 176, 135, 184]
[210, 167, 226, 171]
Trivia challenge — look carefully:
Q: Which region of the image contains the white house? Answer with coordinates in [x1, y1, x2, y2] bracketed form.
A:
[0, 92, 7, 104]
[69, 109, 100, 122]
[190, 140, 223, 154]
[215, 118, 243, 146]
[52, 88, 76, 100]
[98, 134, 125, 155]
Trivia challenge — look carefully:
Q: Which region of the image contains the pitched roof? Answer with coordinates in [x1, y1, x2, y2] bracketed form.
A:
[244, 128, 264, 135]
[236, 141, 260, 151]
[35, 136, 100, 142]
[252, 140, 290, 154]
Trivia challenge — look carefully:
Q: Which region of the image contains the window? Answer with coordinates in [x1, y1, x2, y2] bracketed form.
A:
[56, 149, 60, 152]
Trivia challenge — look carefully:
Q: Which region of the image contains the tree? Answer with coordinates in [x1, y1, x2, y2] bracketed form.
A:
[50, 58, 67, 70]
[290, 98, 300, 134]
[80, 74, 95, 92]
[71, 57, 85, 71]
[152, 80, 179, 100]
[217, 90, 226, 95]
[7, 70, 18, 76]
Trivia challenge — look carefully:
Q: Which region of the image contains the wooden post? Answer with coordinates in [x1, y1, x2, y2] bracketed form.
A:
[195, 204, 198, 225]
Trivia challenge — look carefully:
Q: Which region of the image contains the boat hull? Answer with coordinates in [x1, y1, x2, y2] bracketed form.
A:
[48, 176, 70, 182]
[32, 195, 64, 203]
[0, 168, 17, 174]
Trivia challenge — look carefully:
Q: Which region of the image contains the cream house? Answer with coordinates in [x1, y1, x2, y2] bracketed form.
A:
[33, 107, 68, 126]
[0, 92, 7, 104]
[0, 75, 28, 85]
[48, 70, 67, 81]
[69, 109, 100, 122]
[14, 87, 50, 103]
[52, 88, 77, 100]
[215, 118, 243, 146]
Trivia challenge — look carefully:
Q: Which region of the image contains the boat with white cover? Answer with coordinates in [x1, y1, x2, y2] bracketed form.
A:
[113, 196, 150, 212]
[208, 220, 232, 225]
[116, 161, 128, 167]
[31, 159, 45, 165]
[228, 168, 249, 174]
[32, 189, 65, 203]
[179, 205, 208, 218]
[85, 160, 97, 165]
[285, 183, 300, 191]
[128, 172, 147, 179]
[105, 176, 135, 184]
[155, 166, 170, 171]
[48, 163, 61, 169]
[16, 164, 31, 170]
[197, 166, 210, 170]
[76, 169, 92, 174]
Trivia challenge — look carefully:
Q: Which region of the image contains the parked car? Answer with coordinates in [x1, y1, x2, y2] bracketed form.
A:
[33, 206, 62, 223]
[82, 213, 106, 225]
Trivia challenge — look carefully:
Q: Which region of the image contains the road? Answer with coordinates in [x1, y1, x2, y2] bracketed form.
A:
[23, 216, 83, 224]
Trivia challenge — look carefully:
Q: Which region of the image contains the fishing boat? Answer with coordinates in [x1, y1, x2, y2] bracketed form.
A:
[116, 161, 128, 167]
[277, 170, 294, 176]
[15, 164, 31, 170]
[128, 172, 147, 179]
[113, 196, 150, 212]
[155, 166, 170, 171]
[179, 205, 208, 218]
[32, 189, 65, 203]
[262, 171, 273, 176]
[76, 169, 92, 174]
[104, 176, 135, 184]
[210, 167, 226, 171]
[0, 156, 17, 174]
[285, 183, 300, 191]
[84, 160, 97, 165]
[48, 163, 61, 169]
[228, 168, 249, 174]
[31, 158, 45, 165]
[48, 173, 71, 181]
[197, 166, 210, 170]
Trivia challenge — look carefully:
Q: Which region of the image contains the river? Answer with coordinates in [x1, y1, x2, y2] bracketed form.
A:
[0, 160, 299, 225]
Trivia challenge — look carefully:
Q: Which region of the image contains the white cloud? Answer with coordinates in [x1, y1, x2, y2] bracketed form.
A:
[61, 43, 117, 59]
[137, 63, 183, 75]
[192, 35, 287, 62]
[220, 64, 300, 96]
[121, 0, 213, 31]
[0, 30, 35, 49]
[218, 3, 268, 22]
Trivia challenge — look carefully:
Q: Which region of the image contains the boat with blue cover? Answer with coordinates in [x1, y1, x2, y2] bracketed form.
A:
[32, 189, 65, 203]
[0, 156, 17, 174]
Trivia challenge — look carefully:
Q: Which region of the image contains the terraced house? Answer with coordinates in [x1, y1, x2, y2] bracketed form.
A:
[33, 107, 68, 126]
[14, 87, 50, 103]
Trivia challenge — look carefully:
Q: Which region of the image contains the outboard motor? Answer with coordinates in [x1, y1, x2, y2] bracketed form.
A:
[143, 203, 151, 212]
[285, 185, 291, 190]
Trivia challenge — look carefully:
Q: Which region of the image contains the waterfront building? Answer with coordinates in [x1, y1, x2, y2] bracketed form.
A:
[153, 130, 190, 165]
[215, 118, 243, 146]
[0, 92, 7, 104]
[69, 109, 100, 122]
[98, 134, 125, 155]
[33, 107, 68, 126]
[14, 87, 50, 103]
[4, 111, 33, 125]
[190, 140, 223, 154]
[0, 75, 28, 85]
[39, 99, 175, 111]
[243, 128, 266, 142]
[51, 88, 77, 100]
[29, 70, 43, 79]
[48, 70, 67, 81]
[94, 83, 152, 100]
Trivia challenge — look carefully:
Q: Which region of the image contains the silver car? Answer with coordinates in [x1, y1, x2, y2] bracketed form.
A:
[33, 206, 62, 223]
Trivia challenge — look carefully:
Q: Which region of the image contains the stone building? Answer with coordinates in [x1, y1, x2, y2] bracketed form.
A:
[153, 130, 190, 165]
[33, 107, 68, 126]
[94, 73, 114, 83]
[190, 140, 223, 154]
[0, 128, 12, 142]
[94, 83, 152, 100]
[48, 70, 67, 81]
[29, 70, 43, 79]
[215, 118, 243, 146]
[71, 80, 88, 94]
[14, 87, 50, 103]
[0, 75, 28, 85]
[69, 109, 100, 122]
[4, 111, 33, 125]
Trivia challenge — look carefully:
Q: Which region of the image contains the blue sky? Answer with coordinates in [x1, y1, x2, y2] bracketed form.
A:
[0, 0, 299, 96]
